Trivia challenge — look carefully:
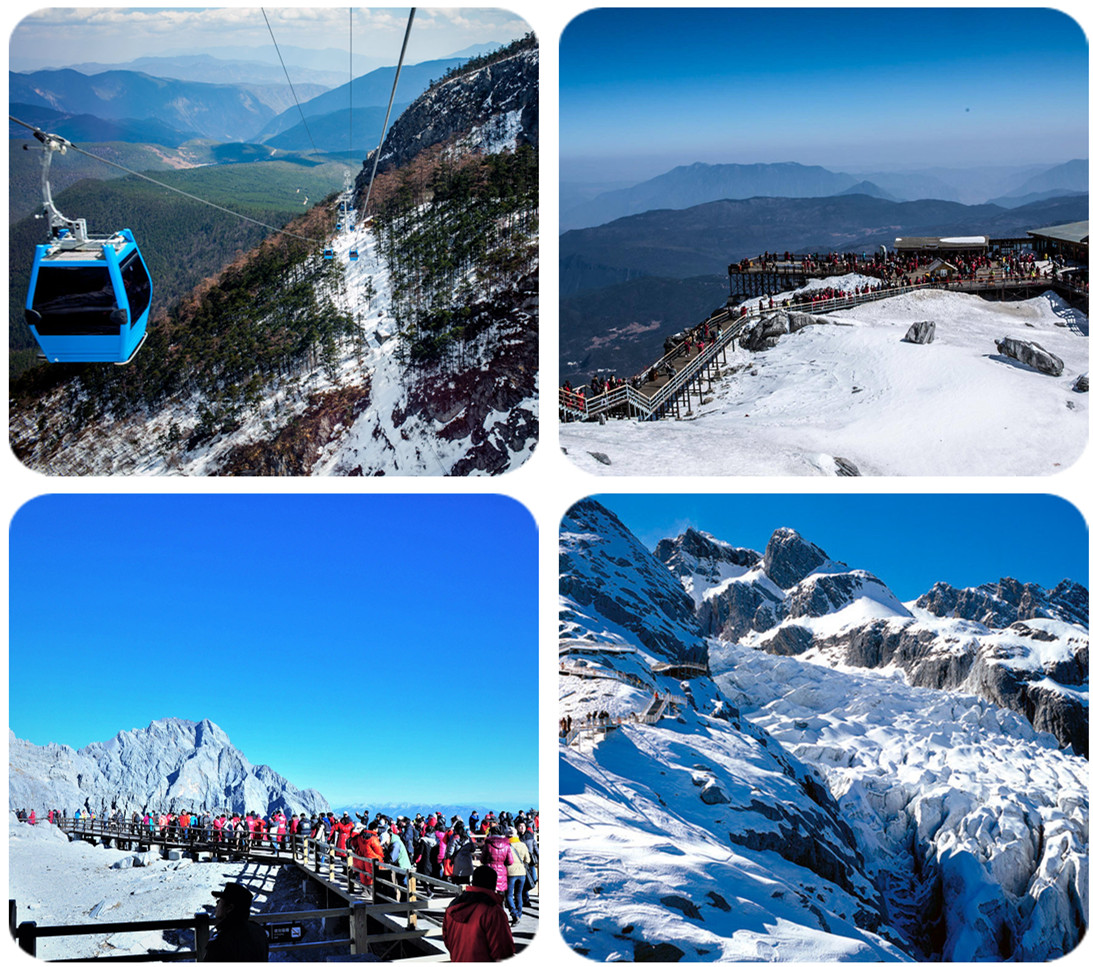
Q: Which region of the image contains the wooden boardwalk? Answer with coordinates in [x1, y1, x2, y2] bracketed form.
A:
[560, 274, 1085, 424]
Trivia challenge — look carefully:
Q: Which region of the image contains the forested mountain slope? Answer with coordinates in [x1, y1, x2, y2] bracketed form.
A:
[10, 34, 538, 476]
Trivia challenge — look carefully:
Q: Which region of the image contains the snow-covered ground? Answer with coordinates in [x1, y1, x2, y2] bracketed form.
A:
[560, 280, 1088, 475]
[8, 820, 308, 960]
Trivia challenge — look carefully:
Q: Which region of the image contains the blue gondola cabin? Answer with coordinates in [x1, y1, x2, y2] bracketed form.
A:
[25, 229, 151, 364]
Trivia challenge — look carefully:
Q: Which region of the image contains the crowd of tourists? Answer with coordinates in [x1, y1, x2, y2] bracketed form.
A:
[562, 242, 1077, 410]
[27, 801, 538, 929]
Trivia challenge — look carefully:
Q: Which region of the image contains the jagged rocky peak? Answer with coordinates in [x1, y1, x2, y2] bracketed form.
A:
[560, 499, 706, 664]
[9, 718, 329, 817]
[916, 576, 1089, 629]
[763, 527, 832, 589]
[653, 527, 761, 576]
[363, 33, 538, 183]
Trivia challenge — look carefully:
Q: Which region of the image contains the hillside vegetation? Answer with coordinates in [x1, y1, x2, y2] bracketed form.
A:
[373, 143, 537, 365]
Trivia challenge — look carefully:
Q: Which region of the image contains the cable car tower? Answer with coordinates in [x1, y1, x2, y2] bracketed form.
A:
[23, 129, 153, 364]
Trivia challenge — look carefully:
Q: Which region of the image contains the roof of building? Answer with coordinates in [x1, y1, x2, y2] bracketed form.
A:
[1026, 221, 1089, 245]
[894, 236, 989, 250]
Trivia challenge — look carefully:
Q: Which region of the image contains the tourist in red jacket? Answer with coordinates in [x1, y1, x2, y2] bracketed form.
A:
[442, 866, 515, 962]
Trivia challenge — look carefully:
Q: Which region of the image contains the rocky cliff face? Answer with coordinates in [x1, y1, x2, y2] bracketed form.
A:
[561, 500, 706, 664]
[652, 527, 760, 604]
[9, 718, 329, 816]
[368, 38, 537, 178]
[916, 576, 1088, 628]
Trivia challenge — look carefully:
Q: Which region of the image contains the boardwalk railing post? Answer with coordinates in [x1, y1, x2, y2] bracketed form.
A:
[194, 911, 210, 959]
[15, 921, 37, 956]
[349, 901, 368, 956]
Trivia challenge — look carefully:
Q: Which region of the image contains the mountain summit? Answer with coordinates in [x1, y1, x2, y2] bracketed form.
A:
[9, 718, 329, 816]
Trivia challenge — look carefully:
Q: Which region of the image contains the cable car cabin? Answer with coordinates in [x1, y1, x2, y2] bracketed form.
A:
[349, 249, 359, 261]
[24, 229, 151, 364]
[323, 248, 335, 260]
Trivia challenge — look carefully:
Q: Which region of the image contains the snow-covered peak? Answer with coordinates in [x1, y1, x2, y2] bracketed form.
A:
[9, 718, 329, 817]
[653, 527, 761, 604]
[763, 527, 833, 589]
[561, 500, 706, 665]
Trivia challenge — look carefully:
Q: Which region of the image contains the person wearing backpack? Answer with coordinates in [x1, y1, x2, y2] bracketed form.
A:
[448, 821, 476, 884]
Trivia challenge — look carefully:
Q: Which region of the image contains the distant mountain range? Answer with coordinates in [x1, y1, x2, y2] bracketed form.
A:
[65, 52, 346, 89]
[561, 159, 1088, 231]
[563, 193, 1088, 285]
[9, 68, 280, 143]
[10, 100, 197, 148]
[9, 718, 330, 816]
[256, 57, 467, 143]
[559, 191, 1089, 379]
[9, 54, 472, 153]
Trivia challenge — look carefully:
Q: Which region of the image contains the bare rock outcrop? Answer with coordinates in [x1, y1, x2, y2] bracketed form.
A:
[903, 321, 936, 344]
[994, 337, 1064, 376]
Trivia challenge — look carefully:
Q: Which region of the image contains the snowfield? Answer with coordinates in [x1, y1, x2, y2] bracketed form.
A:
[560, 281, 1088, 475]
[8, 820, 308, 960]
[711, 642, 1089, 961]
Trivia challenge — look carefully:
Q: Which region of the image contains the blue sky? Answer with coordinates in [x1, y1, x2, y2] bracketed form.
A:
[9, 495, 538, 807]
[561, 8, 1089, 181]
[593, 494, 1088, 601]
[8, 7, 528, 72]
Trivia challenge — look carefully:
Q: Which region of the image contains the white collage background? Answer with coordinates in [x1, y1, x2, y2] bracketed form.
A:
[3, 2, 1091, 966]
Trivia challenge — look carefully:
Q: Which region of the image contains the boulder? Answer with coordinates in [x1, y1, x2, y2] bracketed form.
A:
[834, 456, 861, 477]
[994, 337, 1064, 376]
[660, 895, 704, 921]
[740, 313, 789, 351]
[763, 624, 815, 656]
[1074, 373, 1088, 393]
[699, 780, 730, 805]
[787, 311, 828, 333]
[634, 941, 686, 961]
[903, 321, 936, 344]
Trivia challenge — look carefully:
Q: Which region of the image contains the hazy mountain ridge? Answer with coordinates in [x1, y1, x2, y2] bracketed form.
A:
[10, 68, 279, 142]
[9, 718, 330, 816]
[562, 158, 1088, 231]
[256, 57, 468, 144]
[559, 499, 1088, 960]
[562, 193, 1089, 289]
